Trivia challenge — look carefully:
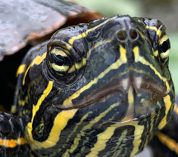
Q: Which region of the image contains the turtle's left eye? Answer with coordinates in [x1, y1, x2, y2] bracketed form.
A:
[159, 36, 171, 59]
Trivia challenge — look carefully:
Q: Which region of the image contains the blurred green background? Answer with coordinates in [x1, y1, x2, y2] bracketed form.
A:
[77, 0, 178, 94]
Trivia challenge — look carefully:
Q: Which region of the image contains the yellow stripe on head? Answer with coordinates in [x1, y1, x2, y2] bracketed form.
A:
[68, 17, 114, 45]
[25, 81, 78, 149]
[16, 64, 26, 77]
[158, 95, 173, 129]
[26, 81, 54, 147]
[63, 103, 119, 156]
[146, 26, 162, 37]
[23, 52, 47, 85]
[86, 120, 144, 157]
[133, 46, 170, 94]
[27, 109, 78, 149]
[159, 35, 169, 45]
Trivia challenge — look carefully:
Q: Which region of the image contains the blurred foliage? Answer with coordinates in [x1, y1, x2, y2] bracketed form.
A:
[77, 0, 178, 94]
[76, 0, 143, 16]
[169, 34, 178, 94]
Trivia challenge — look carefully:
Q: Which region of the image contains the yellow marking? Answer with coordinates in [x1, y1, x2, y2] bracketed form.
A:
[87, 39, 111, 59]
[62, 45, 127, 107]
[0, 138, 26, 148]
[26, 81, 53, 146]
[51, 63, 69, 72]
[159, 35, 169, 45]
[158, 95, 173, 129]
[160, 50, 170, 59]
[23, 52, 47, 85]
[63, 103, 119, 156]
[86, 125, 117, 157]
[25, 80, 78, 149]
[68, 39, 112, 73]
[16, 64, 26, 77]
[120, 45, 127, 63]
[67, 66, 75, 73]
[153, 50, 158, 57]
[130, 121, 145, 157]
[157, 132, 178, 155]
[29, 81, 53, 124]
[75, 58, 87, 70]
[69, 32, 87, 45]
[68, 58, 87, 73]
[68, 17, 113, 45]
[50, 48, 67, 57]
[133, 46, 170, 93]
[124, 87, 135, 119]
[145, 28, 170, 58]
[128, 87, 134, 105]
[27, 109, 78, 149]
[86, 120, 144, 157]
[146, 26, 162, 37]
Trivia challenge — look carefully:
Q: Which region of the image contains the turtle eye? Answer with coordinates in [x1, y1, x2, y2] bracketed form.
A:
[47, 47, 72, 77]
[47, 46, 82, 84]
[159, 35, 171, 59]
[47, 42, 85, 84]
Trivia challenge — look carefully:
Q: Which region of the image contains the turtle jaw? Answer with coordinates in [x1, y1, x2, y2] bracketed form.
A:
[58, 73, 167, 114]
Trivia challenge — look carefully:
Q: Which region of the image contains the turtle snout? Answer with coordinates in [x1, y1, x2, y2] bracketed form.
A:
[116, 28, 139, 43]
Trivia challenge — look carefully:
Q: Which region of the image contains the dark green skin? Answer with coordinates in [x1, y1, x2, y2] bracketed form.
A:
[0, 15, 175, 157]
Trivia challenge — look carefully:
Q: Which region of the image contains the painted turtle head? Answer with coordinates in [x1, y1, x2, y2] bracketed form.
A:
[47, 15, 174, 115]
[22, 15, 175, 155]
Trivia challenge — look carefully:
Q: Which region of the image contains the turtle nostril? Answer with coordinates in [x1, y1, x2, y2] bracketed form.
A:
[129, 29, 139, 41]
[116, 29, 127, 42]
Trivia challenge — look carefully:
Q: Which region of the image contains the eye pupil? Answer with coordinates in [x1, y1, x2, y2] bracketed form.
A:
[48, 48, 72, 75]
[55, 55, 71, 66]
[160, 40, 170, 52]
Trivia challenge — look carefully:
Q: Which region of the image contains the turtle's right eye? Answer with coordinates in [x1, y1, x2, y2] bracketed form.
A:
[48, 47, 71, 76]
[47, 46, 81, 84]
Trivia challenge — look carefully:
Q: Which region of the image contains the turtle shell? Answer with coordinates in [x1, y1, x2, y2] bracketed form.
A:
[0, 0, 101, 60]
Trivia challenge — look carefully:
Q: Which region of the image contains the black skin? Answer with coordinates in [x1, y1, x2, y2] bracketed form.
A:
[0, 15, 175, 157]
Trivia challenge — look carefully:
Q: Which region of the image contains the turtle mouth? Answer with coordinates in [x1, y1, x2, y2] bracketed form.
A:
[59, 76, 167, 110]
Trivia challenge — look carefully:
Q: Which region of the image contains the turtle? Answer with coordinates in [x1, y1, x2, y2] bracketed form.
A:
[0, 0, 177, 157]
